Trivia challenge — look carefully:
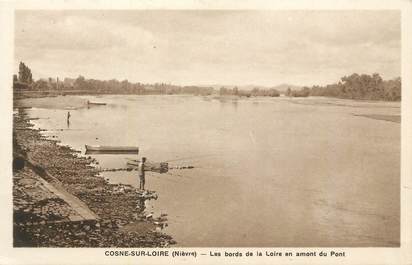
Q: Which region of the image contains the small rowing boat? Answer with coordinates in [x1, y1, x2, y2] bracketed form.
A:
[85, 145, 139, 154]
[127, 160, 169, 173]
[87, 100, 107, 106]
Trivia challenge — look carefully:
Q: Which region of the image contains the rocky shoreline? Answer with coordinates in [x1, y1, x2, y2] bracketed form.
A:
[13, 107, 175, 247]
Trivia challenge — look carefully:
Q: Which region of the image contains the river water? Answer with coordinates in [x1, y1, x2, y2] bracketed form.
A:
[20, 95, 400, 247]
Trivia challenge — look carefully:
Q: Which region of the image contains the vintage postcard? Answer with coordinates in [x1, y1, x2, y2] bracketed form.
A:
[0, 0, 411, 264]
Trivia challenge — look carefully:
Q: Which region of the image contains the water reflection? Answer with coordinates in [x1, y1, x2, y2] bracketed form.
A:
[217, 97, 241, 110]
[231, 99, 238, 109]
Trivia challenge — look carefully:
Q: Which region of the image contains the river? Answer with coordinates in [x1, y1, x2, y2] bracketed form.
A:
[19, 95, 400, 247]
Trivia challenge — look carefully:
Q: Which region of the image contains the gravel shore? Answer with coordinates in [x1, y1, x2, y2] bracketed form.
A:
[13, 108, 175, 247]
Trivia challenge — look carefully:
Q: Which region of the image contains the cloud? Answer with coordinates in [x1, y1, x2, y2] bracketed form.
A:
[16, 11, 156, 51]
[14, 10, 400, 86]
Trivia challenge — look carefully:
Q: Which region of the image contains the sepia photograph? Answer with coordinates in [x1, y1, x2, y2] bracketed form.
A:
[8, 7, 403, 252]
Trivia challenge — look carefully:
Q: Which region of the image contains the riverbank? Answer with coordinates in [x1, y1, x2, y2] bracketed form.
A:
[13, 107, 175, 247]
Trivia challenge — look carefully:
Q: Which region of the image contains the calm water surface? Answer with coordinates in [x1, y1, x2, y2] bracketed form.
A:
[21, 95, 400, 247]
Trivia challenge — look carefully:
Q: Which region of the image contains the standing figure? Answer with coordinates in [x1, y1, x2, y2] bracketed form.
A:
[138, 157, 146, 190]
[67, 111, 71, 128]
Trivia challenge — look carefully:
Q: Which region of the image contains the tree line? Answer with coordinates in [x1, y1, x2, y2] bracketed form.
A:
[19, 73, 214, 96]
[219, 86, 280, 97]
[67, 76, 214, 95]
[13, 63, 401, 101]
[286, 73, 401, 101]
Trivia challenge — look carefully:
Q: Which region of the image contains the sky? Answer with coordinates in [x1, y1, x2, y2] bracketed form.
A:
[14, 10, 400, 87]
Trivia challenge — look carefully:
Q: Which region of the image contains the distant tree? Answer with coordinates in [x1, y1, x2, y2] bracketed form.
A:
[302, 87, 310, 96]
[286, 87, 292, 96]
[18, 62, 24, 81]
[74, 75, 87, 90]
[251, 87, 260, 96]
[301, 73, 400, 101]
[233, 86, 239, 96]
[121, 79, 130, 91]
[33, 79, 49, 90]
[219, 86, 227, 96]
[266, 89, 280, 97]
[291, 86, 310, 97]
[382, 77, 401, 101]
[18, 62, 33, 84]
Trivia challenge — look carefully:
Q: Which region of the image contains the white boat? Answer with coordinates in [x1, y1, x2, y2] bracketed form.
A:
[85, 145, 139, 154]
